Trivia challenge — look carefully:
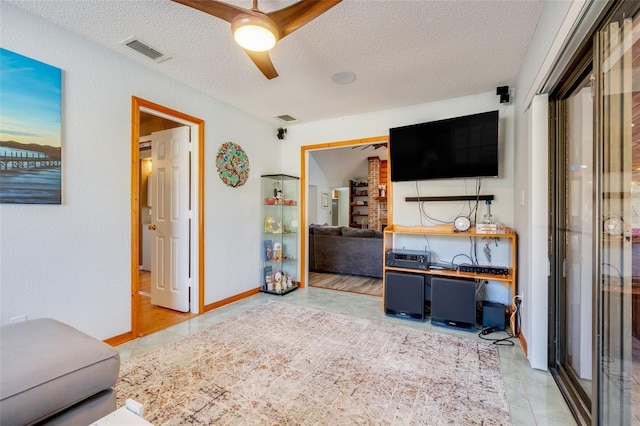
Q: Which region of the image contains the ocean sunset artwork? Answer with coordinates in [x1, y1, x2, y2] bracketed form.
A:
[0, 48, 62, 204]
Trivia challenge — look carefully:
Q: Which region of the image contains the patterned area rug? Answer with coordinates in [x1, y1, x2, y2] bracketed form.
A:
[116, 302, 510, 425]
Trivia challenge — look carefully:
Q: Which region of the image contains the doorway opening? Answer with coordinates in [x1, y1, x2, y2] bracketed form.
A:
[300, 136, 389, 296]
[131, 97, 205, 338]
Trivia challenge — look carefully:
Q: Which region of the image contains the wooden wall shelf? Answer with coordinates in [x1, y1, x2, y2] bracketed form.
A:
[383, 224, 518, 334]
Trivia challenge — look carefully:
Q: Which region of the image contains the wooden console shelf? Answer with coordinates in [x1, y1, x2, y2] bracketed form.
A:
[383, 224, 518, 333]
[386, 223, 515, 238]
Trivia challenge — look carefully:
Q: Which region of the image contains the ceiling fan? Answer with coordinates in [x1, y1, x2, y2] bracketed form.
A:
[351, 143, 387, 151]
[172, 0, 342, 79]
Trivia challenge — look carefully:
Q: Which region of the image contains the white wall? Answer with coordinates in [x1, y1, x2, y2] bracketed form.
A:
[0, 4, 278, 339]
[307, 155, 331, 225]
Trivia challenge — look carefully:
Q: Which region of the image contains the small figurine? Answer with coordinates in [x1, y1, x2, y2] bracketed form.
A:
[274, 271, 282, 291]
[266, 273, 274, 291]
[273, 242, 282, 261]
[265, 217, 282, 233]
[274, 182, 283, 202]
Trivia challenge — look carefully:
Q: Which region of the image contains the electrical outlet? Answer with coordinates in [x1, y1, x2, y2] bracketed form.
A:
[10, 315, 27, 324]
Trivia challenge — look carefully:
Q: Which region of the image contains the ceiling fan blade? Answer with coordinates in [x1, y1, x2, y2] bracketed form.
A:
[268, 0, 342, 39]
[171, 0, 250, 23]
[244, 50, 279, 79]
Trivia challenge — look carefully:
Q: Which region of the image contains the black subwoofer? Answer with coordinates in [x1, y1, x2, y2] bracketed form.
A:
[431, 277, 476, 331]
[384, 271, 426, 321]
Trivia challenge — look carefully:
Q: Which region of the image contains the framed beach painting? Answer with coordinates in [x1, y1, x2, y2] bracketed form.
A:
[0, 48, 62, 204]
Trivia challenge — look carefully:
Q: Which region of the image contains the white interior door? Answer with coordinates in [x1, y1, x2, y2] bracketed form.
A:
[149, 126, 190, 312]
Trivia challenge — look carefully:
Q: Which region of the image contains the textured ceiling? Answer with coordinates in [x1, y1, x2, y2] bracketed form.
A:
[7, 0, 545, 125]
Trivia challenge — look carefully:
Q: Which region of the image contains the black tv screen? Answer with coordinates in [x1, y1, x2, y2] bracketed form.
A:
[389, 110, 499, 182]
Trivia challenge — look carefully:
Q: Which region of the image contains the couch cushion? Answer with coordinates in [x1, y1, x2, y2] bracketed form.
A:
[312, 234, 383, 278]
[313, 225, 343, 236]
[341, 227, 375, 238]
[0, 318, 120, 426]
[41, 389, 116, 426]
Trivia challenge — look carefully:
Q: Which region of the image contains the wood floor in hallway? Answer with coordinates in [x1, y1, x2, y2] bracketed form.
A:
[138, 271, 194, 336]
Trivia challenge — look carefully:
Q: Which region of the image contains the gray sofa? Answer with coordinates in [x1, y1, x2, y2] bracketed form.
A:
[308, 225, 383, 278]
[0, 318, 120, 425]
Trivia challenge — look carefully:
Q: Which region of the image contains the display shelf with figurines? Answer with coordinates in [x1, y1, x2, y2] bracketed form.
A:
[260, 174, 299, 295]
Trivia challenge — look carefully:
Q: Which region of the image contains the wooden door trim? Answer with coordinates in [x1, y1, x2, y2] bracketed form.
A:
[299, 136, 389, 288]
[131, 96, 205, 338]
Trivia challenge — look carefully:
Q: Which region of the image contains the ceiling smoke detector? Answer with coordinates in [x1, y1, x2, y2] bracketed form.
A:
[121, 37, 171, 63]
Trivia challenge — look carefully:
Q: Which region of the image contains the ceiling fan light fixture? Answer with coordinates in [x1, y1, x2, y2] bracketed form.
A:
[232, 14, 278, 52]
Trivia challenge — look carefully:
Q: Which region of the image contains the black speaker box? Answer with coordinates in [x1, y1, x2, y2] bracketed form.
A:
[385, 271, 426, 321]
[431, 277, 476, 331]
[482, 301, 508, 330]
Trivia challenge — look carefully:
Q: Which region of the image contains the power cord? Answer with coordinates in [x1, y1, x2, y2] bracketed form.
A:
[469, 236, 479, 265]
[451, 253, 474, 268]
[478, 328, 515, 346]
[475, 279, 487, 302]
[473, 179, 482, 227]
[470, 179, 482, 265]
[511, 295, 522, 337]
[415, 181, 451, 226]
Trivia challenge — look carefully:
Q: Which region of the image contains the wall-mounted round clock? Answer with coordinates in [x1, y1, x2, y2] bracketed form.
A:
[216, 142, 250, 187]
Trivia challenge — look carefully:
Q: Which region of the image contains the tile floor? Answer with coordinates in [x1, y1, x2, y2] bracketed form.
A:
[116, 287, 577, 426]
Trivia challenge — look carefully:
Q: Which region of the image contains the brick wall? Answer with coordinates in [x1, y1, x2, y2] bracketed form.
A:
[368, 157, 388, 230]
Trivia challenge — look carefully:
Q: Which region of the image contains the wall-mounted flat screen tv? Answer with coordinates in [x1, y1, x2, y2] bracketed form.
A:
[389, 110, 499, 182]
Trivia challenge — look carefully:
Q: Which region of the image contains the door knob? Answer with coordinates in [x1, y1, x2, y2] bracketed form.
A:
[148, 224, 157, 230]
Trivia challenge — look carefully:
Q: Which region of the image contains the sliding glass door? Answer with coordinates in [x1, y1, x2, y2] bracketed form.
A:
[551, 5, 640, 424]
[594, 13, 638, 424]
[551, 69, 595, 423]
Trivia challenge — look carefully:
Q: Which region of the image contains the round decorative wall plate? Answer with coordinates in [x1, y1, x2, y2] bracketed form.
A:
[216, 142, 250, 187]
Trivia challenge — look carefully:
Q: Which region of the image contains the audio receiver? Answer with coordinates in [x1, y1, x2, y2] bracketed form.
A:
[385, 249, 431, 270]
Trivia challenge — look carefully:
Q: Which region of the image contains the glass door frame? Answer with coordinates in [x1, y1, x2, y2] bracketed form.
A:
[548, 54, 595, 425]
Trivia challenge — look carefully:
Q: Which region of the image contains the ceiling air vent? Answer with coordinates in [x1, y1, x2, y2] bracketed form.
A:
[121, 37, 170, 63]
[275, 114, 298, 123]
